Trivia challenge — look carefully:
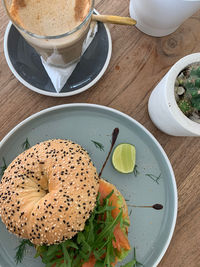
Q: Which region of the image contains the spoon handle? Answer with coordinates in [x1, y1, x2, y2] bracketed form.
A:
[92, 14, 136, 26]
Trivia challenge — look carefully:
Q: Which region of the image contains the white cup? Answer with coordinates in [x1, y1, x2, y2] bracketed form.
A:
[129, 0, 200, 37]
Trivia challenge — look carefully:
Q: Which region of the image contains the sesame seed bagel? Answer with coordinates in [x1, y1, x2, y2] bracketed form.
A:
[0, 139, 99, 245]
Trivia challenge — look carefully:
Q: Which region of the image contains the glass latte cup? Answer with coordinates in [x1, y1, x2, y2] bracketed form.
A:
[3, 0, 94, 67]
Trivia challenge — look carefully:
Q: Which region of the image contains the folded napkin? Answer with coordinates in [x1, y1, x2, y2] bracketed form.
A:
[41, 22, 98, 93]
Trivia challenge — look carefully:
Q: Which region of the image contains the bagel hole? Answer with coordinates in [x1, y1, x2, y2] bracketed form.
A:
[44, 189, 49, 194]
[42, 183, 49, 195]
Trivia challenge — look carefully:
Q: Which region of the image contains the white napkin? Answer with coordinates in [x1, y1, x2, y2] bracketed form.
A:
[41, 22, 98, 93]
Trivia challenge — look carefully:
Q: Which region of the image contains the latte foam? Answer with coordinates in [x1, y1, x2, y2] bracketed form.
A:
[10, 0, 91, 36]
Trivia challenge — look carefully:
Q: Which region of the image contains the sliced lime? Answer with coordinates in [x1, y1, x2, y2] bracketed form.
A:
[112, 143, 136, 173]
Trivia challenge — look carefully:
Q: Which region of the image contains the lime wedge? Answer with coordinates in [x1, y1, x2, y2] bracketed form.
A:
[112, 143, 136, 173]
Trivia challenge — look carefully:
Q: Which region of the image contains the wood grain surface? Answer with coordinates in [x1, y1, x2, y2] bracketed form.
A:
[0, 0, 200, 266]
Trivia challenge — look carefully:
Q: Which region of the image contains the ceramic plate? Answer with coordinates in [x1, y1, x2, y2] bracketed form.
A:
[0, 104, 177, 267]
[4, 15, 112, 97]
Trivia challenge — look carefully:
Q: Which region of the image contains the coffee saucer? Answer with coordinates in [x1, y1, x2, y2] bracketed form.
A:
[4, 18, 112, 97]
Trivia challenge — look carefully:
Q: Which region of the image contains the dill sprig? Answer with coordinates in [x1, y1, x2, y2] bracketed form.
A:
[145, 173, 161, 184]
[133, 165, 139, 177]
[91, 140, 104, 151]
[15, 239, 34, 264]
[129, 209, 133, 217]
[22, 138, 31, 151]
[121, 247, 143, 267]
[0, 157, 7, 176]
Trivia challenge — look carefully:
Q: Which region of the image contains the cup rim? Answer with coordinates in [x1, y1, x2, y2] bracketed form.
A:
[3, 0, 94, 39]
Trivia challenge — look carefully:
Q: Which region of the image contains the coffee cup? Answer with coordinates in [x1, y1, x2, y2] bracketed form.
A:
[3, 0, 94, 67]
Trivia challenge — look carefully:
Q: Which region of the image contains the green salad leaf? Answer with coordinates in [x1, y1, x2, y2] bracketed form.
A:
[121, 248, 143, 267]
[15, 191, 131, 267]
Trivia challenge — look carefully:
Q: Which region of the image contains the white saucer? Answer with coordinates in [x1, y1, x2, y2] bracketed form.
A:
[4, 17, 112, 97]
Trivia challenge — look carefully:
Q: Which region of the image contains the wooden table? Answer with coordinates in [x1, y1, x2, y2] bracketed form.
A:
[0, 1, 200, 266]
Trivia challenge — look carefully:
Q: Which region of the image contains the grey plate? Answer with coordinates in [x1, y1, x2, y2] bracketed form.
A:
[0, 104, 177, 267]
[4, 17, 112, 97]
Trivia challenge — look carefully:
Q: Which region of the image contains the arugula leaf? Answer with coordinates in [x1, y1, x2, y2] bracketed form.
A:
[95, 210, 122, 244]
[103, 189, 114, 202]
[46, 244, 61, 257]
[44, 257, 64, 267]
[95, 205, 115, 214]
[71, 254, 82, 267]
[64, 240, 78, 250]
[34, 245, 47, 258]
[104, 235, 115, 266]
[121, 247, 143, 267]
[77, 231, 85, 245]
[121, 260, 137, 267]
[61, 242, 71, 267]
[94, 261, 105, 267]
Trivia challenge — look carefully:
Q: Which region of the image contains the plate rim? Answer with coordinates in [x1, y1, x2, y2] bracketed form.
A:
[0, 103, 178, 266]
[3, 13, 112, 98]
